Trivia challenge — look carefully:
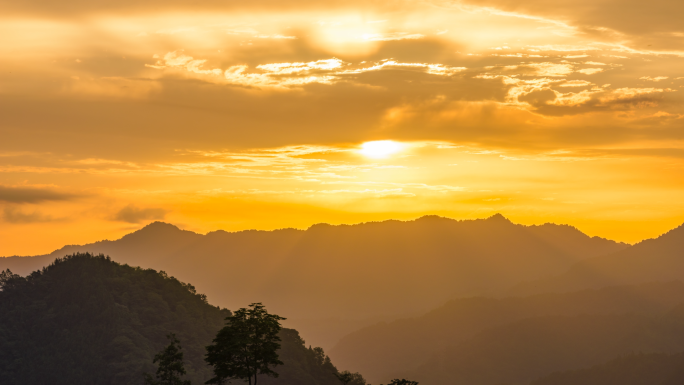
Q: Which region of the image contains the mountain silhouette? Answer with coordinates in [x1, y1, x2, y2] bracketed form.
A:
[0, 253, 343, 385]
[511, 222, 684, 296]
[411, 303, 684, 385]
[329, 281, 684, 383]
[531, 352, 684, 385]
[0, 215, 627, 348]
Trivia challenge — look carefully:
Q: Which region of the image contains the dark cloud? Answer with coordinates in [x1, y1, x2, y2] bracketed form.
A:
[113, 205, 169, 223]
[0, 71, 507, 157]
[0, 185, 80, 204]
[2, 206, 54, 224]
[518, 89, 557, 107]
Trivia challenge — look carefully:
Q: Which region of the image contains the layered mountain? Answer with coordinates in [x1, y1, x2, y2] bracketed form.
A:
[411, 306, 684, 385]
[0, 253, 343, 385]
[0, 214, 627, 348]
[531, 352, 684, 385]
[329, 281, 684, 383]
[511, 222, 684, 296]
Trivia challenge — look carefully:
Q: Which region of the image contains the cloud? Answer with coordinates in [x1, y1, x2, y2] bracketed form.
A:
[518, 89, 557, 106]
[1, 206, 55, 223]
[0, 185, 80, 204]
[558, 80, 593, 87]
[599, 88, 669, 105]
[112, 205, 169, 223]
[362, 32, 425, 41]
[577, 68, 604, 75]
[256, 58, 344, 74]
[640, 76, 669, 82]
[0, 0, 400, 18]
[147, 52, 466, 88]
[523, 62, 574, 76]
[457, 0, 684, 51]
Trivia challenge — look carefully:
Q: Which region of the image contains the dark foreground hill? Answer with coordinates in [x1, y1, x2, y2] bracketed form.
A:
[330, 281, 684, 383]
[532, 352, 684, 385]
[0, 253, 342, 385]
[511, 222, 684, 296]
[0, 215, 628, 348]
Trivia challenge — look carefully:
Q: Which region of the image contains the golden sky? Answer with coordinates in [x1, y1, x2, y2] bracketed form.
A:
[2, 0, 684, 255]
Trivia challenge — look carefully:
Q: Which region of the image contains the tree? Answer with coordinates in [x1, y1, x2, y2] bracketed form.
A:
[144, 333, 192, 385]
[334, 370, 367, 385]
[385, 380, 419, 385]
[0, 269, 22, 291]
[205, 303, 286, 385]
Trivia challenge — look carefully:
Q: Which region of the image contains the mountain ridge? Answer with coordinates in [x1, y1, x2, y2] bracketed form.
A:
[328, 280, 684, 382]
[0, 214, 629, 349]
[1, 214, 631, 260]
[510, 221, 684, 296]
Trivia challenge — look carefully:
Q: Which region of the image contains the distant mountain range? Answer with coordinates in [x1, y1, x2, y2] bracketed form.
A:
[6, 216, 684, 385]
[329, 281, 684, 382]
[0, 214, 627, 348]
[531, 352, 684, 385]
[412, 305, 684, 385]
[329, 220, 684, 383]
[511, 222, 684, 296]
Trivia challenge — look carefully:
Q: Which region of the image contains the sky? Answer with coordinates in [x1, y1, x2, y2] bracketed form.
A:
[1, 0, 684, 255]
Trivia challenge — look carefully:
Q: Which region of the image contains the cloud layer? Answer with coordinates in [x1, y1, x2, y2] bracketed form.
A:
[1, 0, 684, 254]
[0, 185, 80, 204]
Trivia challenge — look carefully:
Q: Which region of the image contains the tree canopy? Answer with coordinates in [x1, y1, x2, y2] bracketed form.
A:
[205, 303, 285, 385]
[145, 333, 192, 385]
[334, 370, 367, 385]
[0, 253, 349, 385]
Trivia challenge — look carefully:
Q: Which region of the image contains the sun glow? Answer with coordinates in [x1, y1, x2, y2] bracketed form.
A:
[359, 140, 404, 158]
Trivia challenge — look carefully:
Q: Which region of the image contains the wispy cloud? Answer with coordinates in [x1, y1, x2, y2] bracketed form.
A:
[147, 52, 467, 88]
[112, 205, 168, 224]
[2, 206, 56, 224]
[0, 185, 81, 204]
[362, 32, 424, 41]
[577, 68, 604, 75]
[640, 76, 669, 82]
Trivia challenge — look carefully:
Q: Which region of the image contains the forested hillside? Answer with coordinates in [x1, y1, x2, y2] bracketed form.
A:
[0, 253, 342, 385]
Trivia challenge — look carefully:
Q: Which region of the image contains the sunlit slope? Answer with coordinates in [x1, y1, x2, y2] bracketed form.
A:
[412, 305, 684, 385]
[329, 281, 684, 383]
[0, 253, 342, 385]
[0, 215, 626, 322]
[511, 223, 684, 296]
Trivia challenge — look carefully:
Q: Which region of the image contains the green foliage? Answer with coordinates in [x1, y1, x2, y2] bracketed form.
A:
[385, 380, 418, 385]
[0, 253, 347, 385]
[205, 303, 285, 385]
[0, 268, 21, 290]
[259, 331, 340, 385]
[334, 370, 367, 385]
[145, 334, 192, 385]
[0, 253, 225, 384]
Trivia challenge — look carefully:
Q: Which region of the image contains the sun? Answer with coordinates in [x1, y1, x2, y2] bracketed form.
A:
[359, 140, 403, 159]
